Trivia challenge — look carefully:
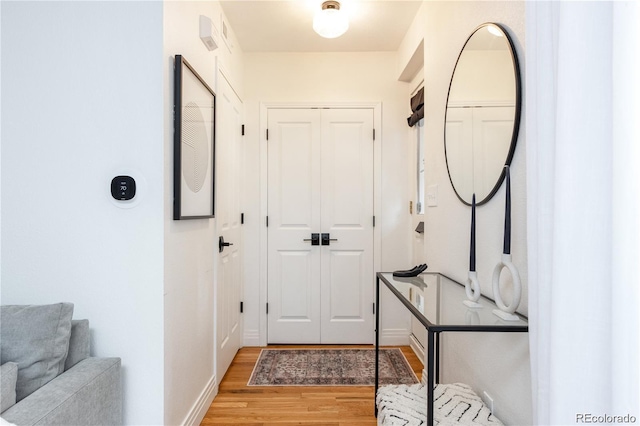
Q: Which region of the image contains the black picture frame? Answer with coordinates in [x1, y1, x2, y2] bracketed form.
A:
[173, 55, 216, 220]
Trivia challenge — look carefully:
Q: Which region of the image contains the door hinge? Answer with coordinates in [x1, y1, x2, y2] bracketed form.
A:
[266, 216, 269, 227]
[240, 301, 244, 313]
[241, 213, 244, 224]
[373, 129, 376, 141]
[266, 129, 269, 140]
[373, 216, 376, 227]
[266, 303, 269, 314]
[373, 303, 376, 314]
[241, 124, 245, 136]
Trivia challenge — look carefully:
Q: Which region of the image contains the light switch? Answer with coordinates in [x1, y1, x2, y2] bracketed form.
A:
[426, 184, 438, 207]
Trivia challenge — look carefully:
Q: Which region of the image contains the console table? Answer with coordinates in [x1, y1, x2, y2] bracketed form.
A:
[374, 272, 528, 426]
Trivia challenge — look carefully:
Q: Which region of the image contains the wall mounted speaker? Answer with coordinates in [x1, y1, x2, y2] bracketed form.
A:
[199, 15, 219, 52]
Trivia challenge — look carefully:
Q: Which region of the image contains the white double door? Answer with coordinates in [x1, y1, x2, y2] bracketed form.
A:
[267, 108, 374, 344]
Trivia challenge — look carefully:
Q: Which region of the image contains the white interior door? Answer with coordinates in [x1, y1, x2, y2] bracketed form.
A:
[267, 109, 322, 344]
[216, 72, 243, 379]
[267, 108, 374, 344]
[320, 109, 374, 343]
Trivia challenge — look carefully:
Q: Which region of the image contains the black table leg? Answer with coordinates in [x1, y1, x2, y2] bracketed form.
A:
[375, 275, 380, 417]
[435, 332, 440, 384]
[427, 329, 435, 426]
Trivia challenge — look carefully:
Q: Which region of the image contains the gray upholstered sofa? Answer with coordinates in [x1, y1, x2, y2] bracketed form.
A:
[1, 303, 122, 425]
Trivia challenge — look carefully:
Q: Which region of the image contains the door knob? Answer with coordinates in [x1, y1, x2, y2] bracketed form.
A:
[219, 236, 233, 253]
[303, 233, 320, 246]
[321, 233, 338, 246]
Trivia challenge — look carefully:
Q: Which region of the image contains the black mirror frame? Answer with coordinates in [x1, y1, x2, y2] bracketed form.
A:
[443, 22, 522, 206]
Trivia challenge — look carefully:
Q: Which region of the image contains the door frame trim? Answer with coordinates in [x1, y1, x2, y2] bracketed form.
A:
[258, 102, 382, 346]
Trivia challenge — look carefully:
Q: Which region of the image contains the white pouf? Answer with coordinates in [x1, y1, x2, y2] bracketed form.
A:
[376, 383, 503, 426]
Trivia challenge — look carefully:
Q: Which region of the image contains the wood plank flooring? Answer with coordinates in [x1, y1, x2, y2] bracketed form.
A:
[201, 345, 423, 426]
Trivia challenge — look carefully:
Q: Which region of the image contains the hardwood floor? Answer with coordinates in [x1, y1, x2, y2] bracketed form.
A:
[201, 345, 423, 426]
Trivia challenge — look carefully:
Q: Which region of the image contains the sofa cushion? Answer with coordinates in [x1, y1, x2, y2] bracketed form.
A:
[64, 320, 90, 371]
[1, 362, 18, 412]
[0, 303, 74, 401]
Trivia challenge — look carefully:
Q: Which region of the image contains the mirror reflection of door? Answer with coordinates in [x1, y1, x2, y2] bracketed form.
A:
[444, 23, 521, 205]
[446, 105, 515, 200]
[266, 107, 375, 344]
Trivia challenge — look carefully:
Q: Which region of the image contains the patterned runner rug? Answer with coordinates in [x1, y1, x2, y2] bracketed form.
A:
[247, 348, 419, 386]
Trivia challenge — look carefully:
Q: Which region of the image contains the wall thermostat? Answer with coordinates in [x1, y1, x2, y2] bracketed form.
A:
[111, 176, 136, 201]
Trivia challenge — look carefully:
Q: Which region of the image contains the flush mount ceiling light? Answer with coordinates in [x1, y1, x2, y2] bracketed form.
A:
[487, 24, 504, 37]
[313, 1, 349, 39]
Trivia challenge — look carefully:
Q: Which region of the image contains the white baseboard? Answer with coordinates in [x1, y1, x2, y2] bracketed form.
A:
[380, 328, 410, 346]
[409, 334, 425, 365]
[245, 328, 410, 346]
[243, 329, 260, 347]
[421, 368, 428, 385]
[181, 374, 218, 426]
[408, 334, 428, 385]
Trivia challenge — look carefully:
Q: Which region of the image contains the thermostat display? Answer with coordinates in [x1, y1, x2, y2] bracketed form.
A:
[111, 176, 136, 200]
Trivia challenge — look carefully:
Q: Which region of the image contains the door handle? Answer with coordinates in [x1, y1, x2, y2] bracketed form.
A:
[321, 233, 338, 246]
[303, 233, 320, 246]
[219, 236, 233, 253]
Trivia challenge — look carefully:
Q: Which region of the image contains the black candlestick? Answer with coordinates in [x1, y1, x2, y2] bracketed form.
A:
[504, 166, 511, 255]
[470, 193, 476, 272]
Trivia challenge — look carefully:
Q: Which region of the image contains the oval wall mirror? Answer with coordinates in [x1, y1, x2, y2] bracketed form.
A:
[444, 23, 521, 206]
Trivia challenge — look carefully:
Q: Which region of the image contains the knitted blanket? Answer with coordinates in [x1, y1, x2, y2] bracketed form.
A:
[376, 383, 503, 426]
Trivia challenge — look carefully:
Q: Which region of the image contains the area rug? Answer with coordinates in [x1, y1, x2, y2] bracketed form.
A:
[247, 348, 419, 386]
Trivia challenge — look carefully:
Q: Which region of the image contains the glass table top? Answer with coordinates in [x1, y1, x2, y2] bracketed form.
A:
[377, 272, 528, 331]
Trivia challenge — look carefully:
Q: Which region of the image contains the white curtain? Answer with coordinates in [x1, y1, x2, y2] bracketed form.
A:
[527, 1, 640, 425]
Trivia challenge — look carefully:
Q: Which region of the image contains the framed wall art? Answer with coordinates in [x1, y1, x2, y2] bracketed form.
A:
[173, 54, 216, 220]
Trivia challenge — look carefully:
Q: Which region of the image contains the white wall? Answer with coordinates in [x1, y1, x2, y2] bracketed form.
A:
[162, 1, 244, 424]
[163, 3, 217, 424]
[448, 50, 516, 104]
[242, 51, 413, 346]
[1, 2, 165, 424]
[398, 1, 531, 424]
[1, 1, 247, 424]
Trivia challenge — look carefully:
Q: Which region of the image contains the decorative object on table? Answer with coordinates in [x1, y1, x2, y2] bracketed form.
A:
[173, 54, 216, 220]
[247, 348, 418, 386]
[392, 264, 427, 278]
[394, 275, 428, 290]
[464, 194, 482, 308]
[492, 166, 522, 321]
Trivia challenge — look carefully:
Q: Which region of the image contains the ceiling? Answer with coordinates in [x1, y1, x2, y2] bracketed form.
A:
[219, 0, 422, 53]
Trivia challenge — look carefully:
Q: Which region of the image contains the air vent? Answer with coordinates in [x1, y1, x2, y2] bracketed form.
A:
[220, 15, 234, 51]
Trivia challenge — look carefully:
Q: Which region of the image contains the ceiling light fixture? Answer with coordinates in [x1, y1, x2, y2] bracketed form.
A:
[313, 1, 349, 39]
[487, 25, 504, 37]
